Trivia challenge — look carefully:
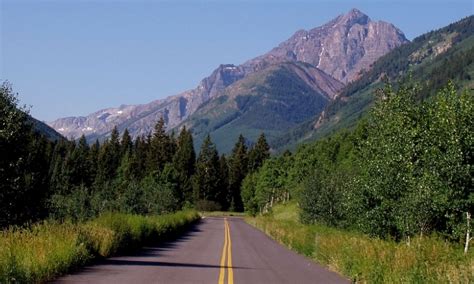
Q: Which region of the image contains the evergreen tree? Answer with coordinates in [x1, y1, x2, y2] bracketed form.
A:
[147, 117, 172, 173]
[69, 135, 91, 186]
[95, 127, 121, 184]
[121, 128, 133, 156]
[228, 134, 248, 211]
[218, 154, 230, 209]
[88, 140, 100, 184]
[248, 133, 270, 172]
[172, 126, 196, 204]
[193, 135, 221, 206]
[132, 136, 148, 180]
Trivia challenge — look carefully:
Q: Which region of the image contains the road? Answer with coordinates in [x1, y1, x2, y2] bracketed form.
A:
[55, 217, 348, 284]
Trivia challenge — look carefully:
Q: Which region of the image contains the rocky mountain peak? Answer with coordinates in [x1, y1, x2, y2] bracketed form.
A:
[49, 8, 407, 141]
[246, 8, 408, 83]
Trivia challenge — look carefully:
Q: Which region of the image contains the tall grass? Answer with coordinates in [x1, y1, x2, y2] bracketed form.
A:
[0, 210, 199, 283]
[246, 204, 473, 283]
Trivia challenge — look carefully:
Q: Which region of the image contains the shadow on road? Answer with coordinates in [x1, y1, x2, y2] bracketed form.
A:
[101, 259, 249, 269]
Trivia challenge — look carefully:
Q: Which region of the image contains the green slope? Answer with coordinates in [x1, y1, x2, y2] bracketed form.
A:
[272, 15, 474, 151]
[179, 62, 341, 153]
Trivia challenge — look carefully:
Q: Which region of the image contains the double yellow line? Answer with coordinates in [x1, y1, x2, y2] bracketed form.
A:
[218, 218, 233, 284]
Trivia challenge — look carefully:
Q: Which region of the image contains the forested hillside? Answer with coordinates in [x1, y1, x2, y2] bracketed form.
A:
[273, 15, 474, 150]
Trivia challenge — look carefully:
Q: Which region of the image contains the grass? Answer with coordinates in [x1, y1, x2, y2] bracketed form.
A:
[0, 210, 199, 283]
[246, 203, 474, 283]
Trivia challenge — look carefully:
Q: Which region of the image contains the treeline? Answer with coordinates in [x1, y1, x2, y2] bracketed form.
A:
[243, 82, 473, 245]
[0, 83, 270, 227]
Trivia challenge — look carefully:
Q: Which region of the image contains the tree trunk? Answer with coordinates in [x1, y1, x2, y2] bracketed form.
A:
[465, 212, 472, 254]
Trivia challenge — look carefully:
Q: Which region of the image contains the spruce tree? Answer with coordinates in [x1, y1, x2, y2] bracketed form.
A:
[248, 133, 270, 172]
[96, 127, 121, 184]
[148, 117, 172, 173]
[172, 126, 196, 204]
[69, 135, 91, 186]
[88, 139, 100, 185]
[228, 134, 248, 211]
[121, 128, 133, 156]
[193, 135, 221, 205]
[218, 154, 230, 209]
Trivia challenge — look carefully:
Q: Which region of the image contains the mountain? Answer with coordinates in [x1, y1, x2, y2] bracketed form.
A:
[30, 117, 64, 141]
[181, 61, 344, 152]
[49, 8, 408, 148]
[242, 8, 407, 83]
[272, 15, 474, 150]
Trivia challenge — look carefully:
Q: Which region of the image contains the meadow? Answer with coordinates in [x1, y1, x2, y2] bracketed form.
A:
[0, 210, 199, 283]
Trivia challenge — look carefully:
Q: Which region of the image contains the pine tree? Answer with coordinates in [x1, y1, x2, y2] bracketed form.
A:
[193, 135, 221, 205]
[69, 135, 91, 186]
[248, 133, 270, 172]
[96, 127, 121, 184]
[228, 134, 248, 211]
[121, 128, 133, 157]
[218, 154, 230, 209]
[88, 139, 100, 184]
[172, 126, 196, 204]
[147, 117, 172, 173]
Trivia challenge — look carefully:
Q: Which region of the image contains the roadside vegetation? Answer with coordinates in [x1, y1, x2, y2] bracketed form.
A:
[247, 203, 473, 283]
[243, 82, 473, 281]
[0, 82, 270, 281]
[0, 210, 199, 283]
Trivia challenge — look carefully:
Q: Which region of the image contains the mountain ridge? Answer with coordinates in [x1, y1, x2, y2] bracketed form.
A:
[48, 8, 408, 148]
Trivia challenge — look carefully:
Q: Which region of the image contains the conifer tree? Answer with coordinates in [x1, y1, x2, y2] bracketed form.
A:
[193, 135, 221, 204]
[121, 128, 133, 156]
[228, 134, 248, 211]
[248, 133, 270, 172]
[96, 127, 121, 184]
[88, 139, 100, 184]
[218, 154, 230, 209]
[172, 126, 196, 203]
[148, 117, 172, 173]
[69, 135, 91, 186]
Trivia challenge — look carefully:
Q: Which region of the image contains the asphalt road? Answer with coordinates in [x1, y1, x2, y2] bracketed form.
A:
[55, 217, 348, 284]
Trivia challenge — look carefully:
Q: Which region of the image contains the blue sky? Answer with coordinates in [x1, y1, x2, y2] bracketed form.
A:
[1, 0, 472, 121]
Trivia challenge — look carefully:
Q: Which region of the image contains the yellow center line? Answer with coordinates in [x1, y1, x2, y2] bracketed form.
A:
[218, 218, 234, 284]
[218, 218, 228, 284]
[226, 219, 234, 284]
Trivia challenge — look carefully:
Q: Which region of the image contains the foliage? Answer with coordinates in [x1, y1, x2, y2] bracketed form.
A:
[0, 83, 52, 227]
[243, 82, 473, 244]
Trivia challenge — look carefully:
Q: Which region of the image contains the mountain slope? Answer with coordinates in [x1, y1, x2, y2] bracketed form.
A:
[243, 8, 407, 83]
[30, 117, 64, 141]
[181, 62, 343, 152]
[48, 8, 407, 146]
[272, 15, 474, 150]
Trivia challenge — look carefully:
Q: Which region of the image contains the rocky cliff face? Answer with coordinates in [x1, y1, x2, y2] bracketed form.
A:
[243, 8, 408, 83]
[48, 8, 407, 141]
